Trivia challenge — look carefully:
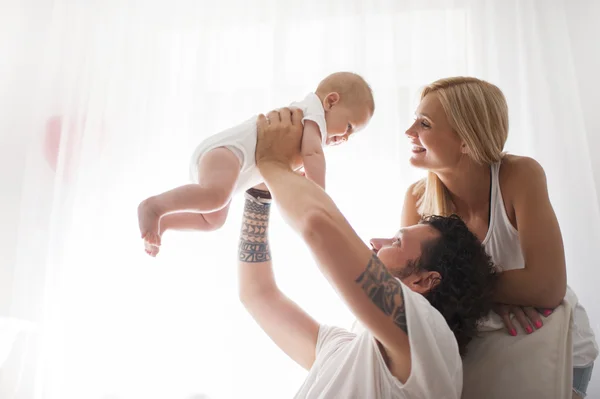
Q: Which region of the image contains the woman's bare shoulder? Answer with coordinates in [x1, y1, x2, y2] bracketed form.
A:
[501, 154, 545, 177]
[499, 154, 547, 200]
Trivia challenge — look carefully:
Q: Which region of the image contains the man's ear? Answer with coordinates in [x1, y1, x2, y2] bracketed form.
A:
[405, 271, 441, 295]
[323, 92, 340, 110]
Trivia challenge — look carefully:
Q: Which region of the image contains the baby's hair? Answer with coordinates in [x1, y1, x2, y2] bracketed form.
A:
[316, 72, 375, 116]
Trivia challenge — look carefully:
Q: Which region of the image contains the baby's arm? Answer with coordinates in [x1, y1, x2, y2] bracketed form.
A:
[300, 120, 326, 190]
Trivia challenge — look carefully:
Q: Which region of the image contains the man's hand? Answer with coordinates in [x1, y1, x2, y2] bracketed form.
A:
[255, 108, 304, 171]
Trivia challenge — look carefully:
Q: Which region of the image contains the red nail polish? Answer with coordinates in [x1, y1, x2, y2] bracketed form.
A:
[543, 310, 552, 317]
[526, 326, 533, 334]
[509, 329, 517, 336]
[535, 321, 543, 329]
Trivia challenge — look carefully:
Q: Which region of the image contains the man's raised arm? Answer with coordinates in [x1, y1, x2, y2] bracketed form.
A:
[255, 109, 412, 382]
[237, 187, 320, 371]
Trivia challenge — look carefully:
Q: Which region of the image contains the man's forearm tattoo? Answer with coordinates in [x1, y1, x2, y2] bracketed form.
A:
[355, 255, 408, 334]
[238, 199, 271, 262]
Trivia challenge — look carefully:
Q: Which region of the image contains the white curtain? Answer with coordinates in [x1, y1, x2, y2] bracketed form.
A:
[1, 0, 598, 398]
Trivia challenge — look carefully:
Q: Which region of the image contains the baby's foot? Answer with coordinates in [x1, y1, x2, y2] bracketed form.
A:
[138, 198, 162, 248]
[144, 239, 160, 257]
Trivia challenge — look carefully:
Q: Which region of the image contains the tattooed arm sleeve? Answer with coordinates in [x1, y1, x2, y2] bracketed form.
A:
[238, 196, 272, 263]
[295, 211, 413, 371]
[237, 189, 320, 371]
[355, 255, 408, 335]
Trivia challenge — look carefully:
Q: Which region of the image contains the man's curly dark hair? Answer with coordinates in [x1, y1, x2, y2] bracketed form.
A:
[404, 215, 497, 356]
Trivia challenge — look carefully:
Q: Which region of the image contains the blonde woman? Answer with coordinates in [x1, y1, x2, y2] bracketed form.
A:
[401, 77, 597, 399]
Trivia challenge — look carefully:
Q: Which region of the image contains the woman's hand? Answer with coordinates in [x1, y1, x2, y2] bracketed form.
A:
[494, 304, 554, 336]
[255, 108, 304, 171]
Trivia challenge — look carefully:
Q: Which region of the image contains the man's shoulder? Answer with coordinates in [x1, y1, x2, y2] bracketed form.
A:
[401, 282, 461, 359]
[317, 324, 356, 350]
[397, 285, 462, 397]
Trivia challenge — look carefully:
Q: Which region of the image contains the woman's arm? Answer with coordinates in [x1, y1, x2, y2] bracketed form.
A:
[401, 159, 565, 308]
[495, 157, 567, 309]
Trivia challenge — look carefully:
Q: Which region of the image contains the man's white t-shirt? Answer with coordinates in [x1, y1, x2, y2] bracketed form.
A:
[294, 281, 462, 399]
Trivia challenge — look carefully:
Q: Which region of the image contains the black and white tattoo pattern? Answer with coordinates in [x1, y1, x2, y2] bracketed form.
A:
[238, 199, 271, 262]
[355, 255, 408, 334]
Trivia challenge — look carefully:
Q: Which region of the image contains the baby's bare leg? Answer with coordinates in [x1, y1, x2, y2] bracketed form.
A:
[138, 147, 240, 247]
[160, 205, 231, 233]
[144, 205, 232, 256]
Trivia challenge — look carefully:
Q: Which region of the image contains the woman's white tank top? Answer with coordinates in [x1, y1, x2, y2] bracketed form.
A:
[483, 162, 597, 367]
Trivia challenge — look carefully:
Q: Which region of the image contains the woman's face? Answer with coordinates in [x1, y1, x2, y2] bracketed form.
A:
[405, 93, 464, 171]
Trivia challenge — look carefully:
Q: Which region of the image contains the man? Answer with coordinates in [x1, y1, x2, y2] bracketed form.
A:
[237, 108, 497, 398]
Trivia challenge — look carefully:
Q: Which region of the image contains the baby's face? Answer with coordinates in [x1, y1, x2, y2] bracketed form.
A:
[324, 103, 372, 146]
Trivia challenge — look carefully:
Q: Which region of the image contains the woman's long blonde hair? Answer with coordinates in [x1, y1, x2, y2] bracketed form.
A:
[414, 77, 509, 216]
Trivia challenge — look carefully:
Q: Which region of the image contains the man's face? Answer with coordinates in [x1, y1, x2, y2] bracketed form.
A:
[369, 224, 440, 286]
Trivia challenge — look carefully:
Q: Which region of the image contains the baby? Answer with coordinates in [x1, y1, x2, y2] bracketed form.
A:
[138, 72, 374, 256]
